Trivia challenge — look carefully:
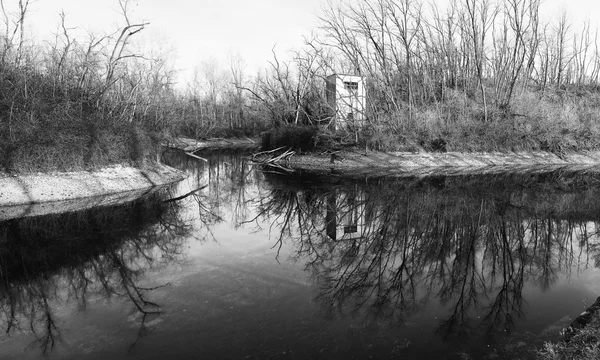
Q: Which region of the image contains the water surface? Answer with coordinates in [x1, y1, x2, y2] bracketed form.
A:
[1, 150, 600, 359]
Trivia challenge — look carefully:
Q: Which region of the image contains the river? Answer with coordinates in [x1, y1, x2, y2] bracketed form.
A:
[1, 149, 600, 359]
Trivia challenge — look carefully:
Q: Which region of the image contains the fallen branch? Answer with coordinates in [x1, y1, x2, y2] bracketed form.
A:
[250, 146, 288, 161]
[248, 147, 297, 172]
[261, 161, 295, 173]
[164, 184, 208, 203]
[185, 152, 208, 162]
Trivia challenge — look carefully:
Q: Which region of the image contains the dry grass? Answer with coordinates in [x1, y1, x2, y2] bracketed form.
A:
[1, 120, 161, 174]
[356, 88, 600, 153]
[537, 313, 600, 360]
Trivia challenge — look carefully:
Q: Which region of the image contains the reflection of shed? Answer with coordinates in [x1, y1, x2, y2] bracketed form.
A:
[325, 74, 366, 131]
[325, 189, 363, 241]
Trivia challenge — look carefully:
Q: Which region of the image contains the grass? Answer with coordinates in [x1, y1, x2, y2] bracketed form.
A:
[255, 92, 600, 155]
[1, 120, 161, 173]
[346, 87, 600, 154]
[537, 312, 600, 360]
[248, 84, 600, 155]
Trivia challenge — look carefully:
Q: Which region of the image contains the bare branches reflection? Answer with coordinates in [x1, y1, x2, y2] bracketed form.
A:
[255, 170, 600, 340]
[0, 189, 190, 354]
[162, 149, 266, 239]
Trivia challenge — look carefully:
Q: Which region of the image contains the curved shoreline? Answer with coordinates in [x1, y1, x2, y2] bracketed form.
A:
[0, 163, 187, 220]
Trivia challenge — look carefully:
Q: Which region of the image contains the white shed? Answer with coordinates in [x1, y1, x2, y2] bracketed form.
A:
[325, 74, 366, 131]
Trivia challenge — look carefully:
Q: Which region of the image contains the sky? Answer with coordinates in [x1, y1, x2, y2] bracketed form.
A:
[26, 0, 323, 87]
[20, 0, 600, 88]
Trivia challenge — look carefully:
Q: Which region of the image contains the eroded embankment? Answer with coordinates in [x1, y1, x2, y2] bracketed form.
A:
[0, 163, 186, 220]
[262, 150, 600, 176]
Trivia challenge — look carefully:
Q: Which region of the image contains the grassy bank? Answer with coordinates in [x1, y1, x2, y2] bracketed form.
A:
[361, 87, 600, 154]
[537, 313, 600, 359]
[258, 87, 600, 154]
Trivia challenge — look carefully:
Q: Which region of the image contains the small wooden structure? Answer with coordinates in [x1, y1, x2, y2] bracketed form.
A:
[325, 74, 366, 131]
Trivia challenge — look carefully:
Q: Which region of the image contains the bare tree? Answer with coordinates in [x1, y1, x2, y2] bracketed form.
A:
[463, 0, 496, 121]
[554, 10, 571, 88]
[227, 51, 247, 128]
[100, 0, 149, 101]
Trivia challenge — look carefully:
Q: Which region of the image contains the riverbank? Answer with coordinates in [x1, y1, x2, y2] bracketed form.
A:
[254, 149, 600, 176]
[538, 297, 600, 359]
[164, 137, 258, 152]
[0, 163, 186, 220]
[0, 136, 257, 221]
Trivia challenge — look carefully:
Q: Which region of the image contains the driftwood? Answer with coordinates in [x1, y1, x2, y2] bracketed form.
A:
[249, 148, 296, 172]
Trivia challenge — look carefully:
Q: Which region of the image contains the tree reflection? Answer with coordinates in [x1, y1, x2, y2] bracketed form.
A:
[256, 170, 600, 340]
[162, 149, 265, 237]
[0, 189, 190, 354]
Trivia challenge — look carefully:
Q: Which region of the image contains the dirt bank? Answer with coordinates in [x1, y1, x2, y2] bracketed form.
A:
[0, 163, 186, 220]
[257, 149, 600, 176]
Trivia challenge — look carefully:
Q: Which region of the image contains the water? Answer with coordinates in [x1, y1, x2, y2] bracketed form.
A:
[1, 150, 600, 359]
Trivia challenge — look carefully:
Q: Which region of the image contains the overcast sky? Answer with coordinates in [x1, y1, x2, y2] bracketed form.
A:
[24, 0, 600, 87]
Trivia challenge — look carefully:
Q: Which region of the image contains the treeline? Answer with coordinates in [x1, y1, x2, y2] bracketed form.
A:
[4, 0, 600, 173]
[178, 0, 600, 153]
[0, 0, 322, 173]
[292, 0, 600, 152]
[174, 47, 331, 139]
